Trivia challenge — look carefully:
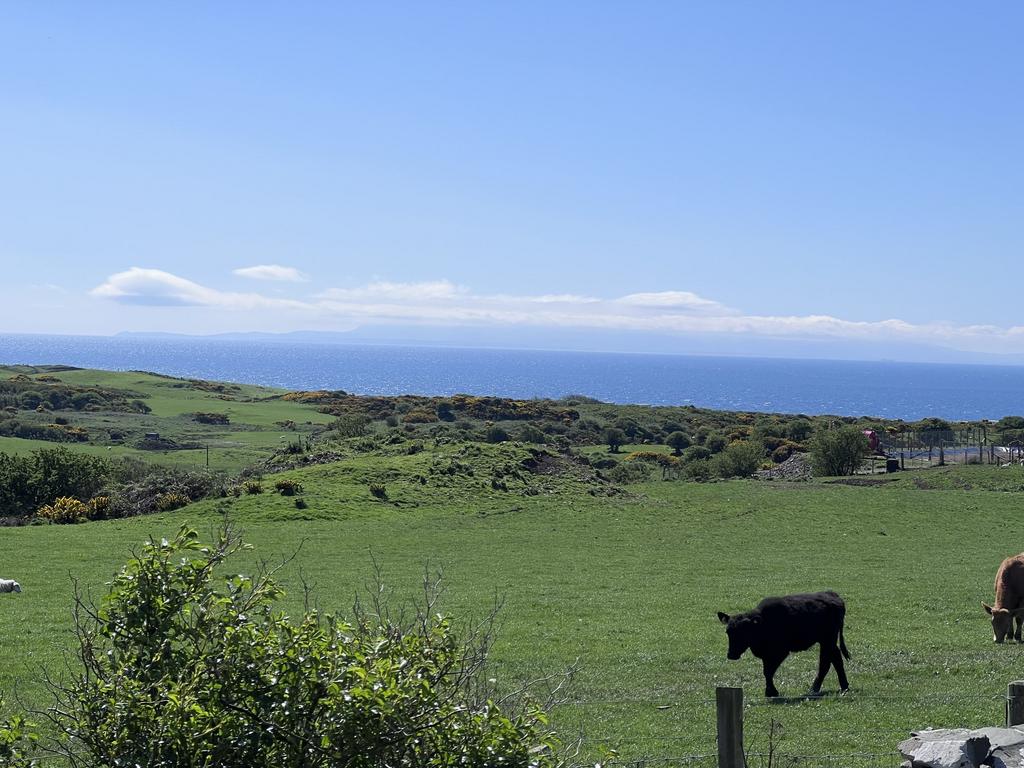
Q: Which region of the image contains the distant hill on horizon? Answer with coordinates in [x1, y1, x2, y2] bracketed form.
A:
[111, 328, 1024, 368]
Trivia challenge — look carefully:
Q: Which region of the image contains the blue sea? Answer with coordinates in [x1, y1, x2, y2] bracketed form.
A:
[1, 333, 1023, 421]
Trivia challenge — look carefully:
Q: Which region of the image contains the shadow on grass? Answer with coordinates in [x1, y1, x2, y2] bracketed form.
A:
[757, 690, 849, 706]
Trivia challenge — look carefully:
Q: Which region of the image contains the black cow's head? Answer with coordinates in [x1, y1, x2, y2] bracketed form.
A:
[718, 611, 758, 660]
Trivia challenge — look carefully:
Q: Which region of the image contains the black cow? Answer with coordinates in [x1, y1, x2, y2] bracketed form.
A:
[717, 590, 851, 697]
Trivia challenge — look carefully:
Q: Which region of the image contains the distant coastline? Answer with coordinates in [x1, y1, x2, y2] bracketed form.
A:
[3, 333, 1024, 421]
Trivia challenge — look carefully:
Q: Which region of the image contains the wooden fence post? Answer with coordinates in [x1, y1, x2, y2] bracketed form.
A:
[717, 686, 744, 768]
[1007, 681, 1024, 726]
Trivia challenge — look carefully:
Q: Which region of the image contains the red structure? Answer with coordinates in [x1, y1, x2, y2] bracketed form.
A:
[862, 429, 880, 453]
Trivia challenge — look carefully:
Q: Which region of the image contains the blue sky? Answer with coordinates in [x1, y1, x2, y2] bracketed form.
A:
[2, 3, 1023, 361]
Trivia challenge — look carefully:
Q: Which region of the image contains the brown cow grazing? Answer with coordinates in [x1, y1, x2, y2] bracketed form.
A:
[983, 554, 1024, 643]
[718, 591, 851, 698]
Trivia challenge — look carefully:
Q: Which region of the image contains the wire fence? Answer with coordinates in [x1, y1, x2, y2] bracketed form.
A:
[554, 686, 1015, 768]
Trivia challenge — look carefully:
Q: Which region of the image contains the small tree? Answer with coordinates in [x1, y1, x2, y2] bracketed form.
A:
[604, 427, 626, 453]
[45, 526, 567, 767]
[665, 431, 691, 456]
[810, 425, 870, 476]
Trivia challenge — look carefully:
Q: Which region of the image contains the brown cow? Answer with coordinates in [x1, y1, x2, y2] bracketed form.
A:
[983, 554, 1024, 643]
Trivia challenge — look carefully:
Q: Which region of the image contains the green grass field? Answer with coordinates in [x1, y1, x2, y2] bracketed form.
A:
[0, 365, 335, 472]
[3, 452, 1024, 763]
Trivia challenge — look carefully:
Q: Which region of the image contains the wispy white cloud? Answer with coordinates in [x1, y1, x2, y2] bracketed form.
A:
[318, 280, 462, 302]
[233, 264, 308, 282]
[91, 268, 310, 311]
[616, 291, 736, 314]
[90, 267, 1024, 355]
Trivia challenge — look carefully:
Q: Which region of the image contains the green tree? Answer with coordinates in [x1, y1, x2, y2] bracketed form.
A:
[665, 431, 692, 456]
[46, 526, 565, 768]
[810, 426, 870, 476]
[604, 427, 627, 453]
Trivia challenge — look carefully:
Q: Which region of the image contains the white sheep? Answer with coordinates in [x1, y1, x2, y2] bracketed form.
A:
[0, 579, 21, 593]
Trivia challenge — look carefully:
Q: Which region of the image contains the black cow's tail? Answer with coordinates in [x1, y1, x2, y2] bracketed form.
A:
[839, 628, 851, 660]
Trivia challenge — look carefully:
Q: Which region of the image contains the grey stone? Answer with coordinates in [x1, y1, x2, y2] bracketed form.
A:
[898, 729, 991, 768]
[978, 727, 1024, 768]
[899, 727, 1024, 768]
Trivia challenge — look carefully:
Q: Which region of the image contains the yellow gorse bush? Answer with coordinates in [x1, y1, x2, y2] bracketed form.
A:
[37, 497, 88, 524]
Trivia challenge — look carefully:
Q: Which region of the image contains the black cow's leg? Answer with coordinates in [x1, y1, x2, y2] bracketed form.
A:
[1015, 614, 1023, 643]
[831, 645, 850, 692]
[762, 655, 784, 697]
[810, 644, 831, 693]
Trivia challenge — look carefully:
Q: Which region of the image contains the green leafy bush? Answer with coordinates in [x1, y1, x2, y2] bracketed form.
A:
[44, 526, 564, 767]
[810, 426, 870, 476]
[607, 461, 651, 484]
[682, 458, 713, 481]
[682, 445, 712, 463]
[0, 702, 38, 767]
[711, 440, 765, 478]
[0, 447, 110, 517]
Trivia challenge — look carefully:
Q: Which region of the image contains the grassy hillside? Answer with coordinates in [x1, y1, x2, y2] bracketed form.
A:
[0, 365, 334, 472]
[2, 450, 1023, 762]
[4, 367, 1024, 763]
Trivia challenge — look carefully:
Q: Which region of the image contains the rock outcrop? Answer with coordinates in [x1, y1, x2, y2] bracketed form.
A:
[899, 727, 1024, 768]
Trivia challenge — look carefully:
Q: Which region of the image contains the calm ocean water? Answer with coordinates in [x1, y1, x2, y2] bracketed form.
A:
[1, 333, 1023, 421]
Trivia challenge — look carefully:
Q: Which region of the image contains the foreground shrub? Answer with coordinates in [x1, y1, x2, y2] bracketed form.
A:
[0, 702, 38, 767]
[44, 526, 565, 767]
